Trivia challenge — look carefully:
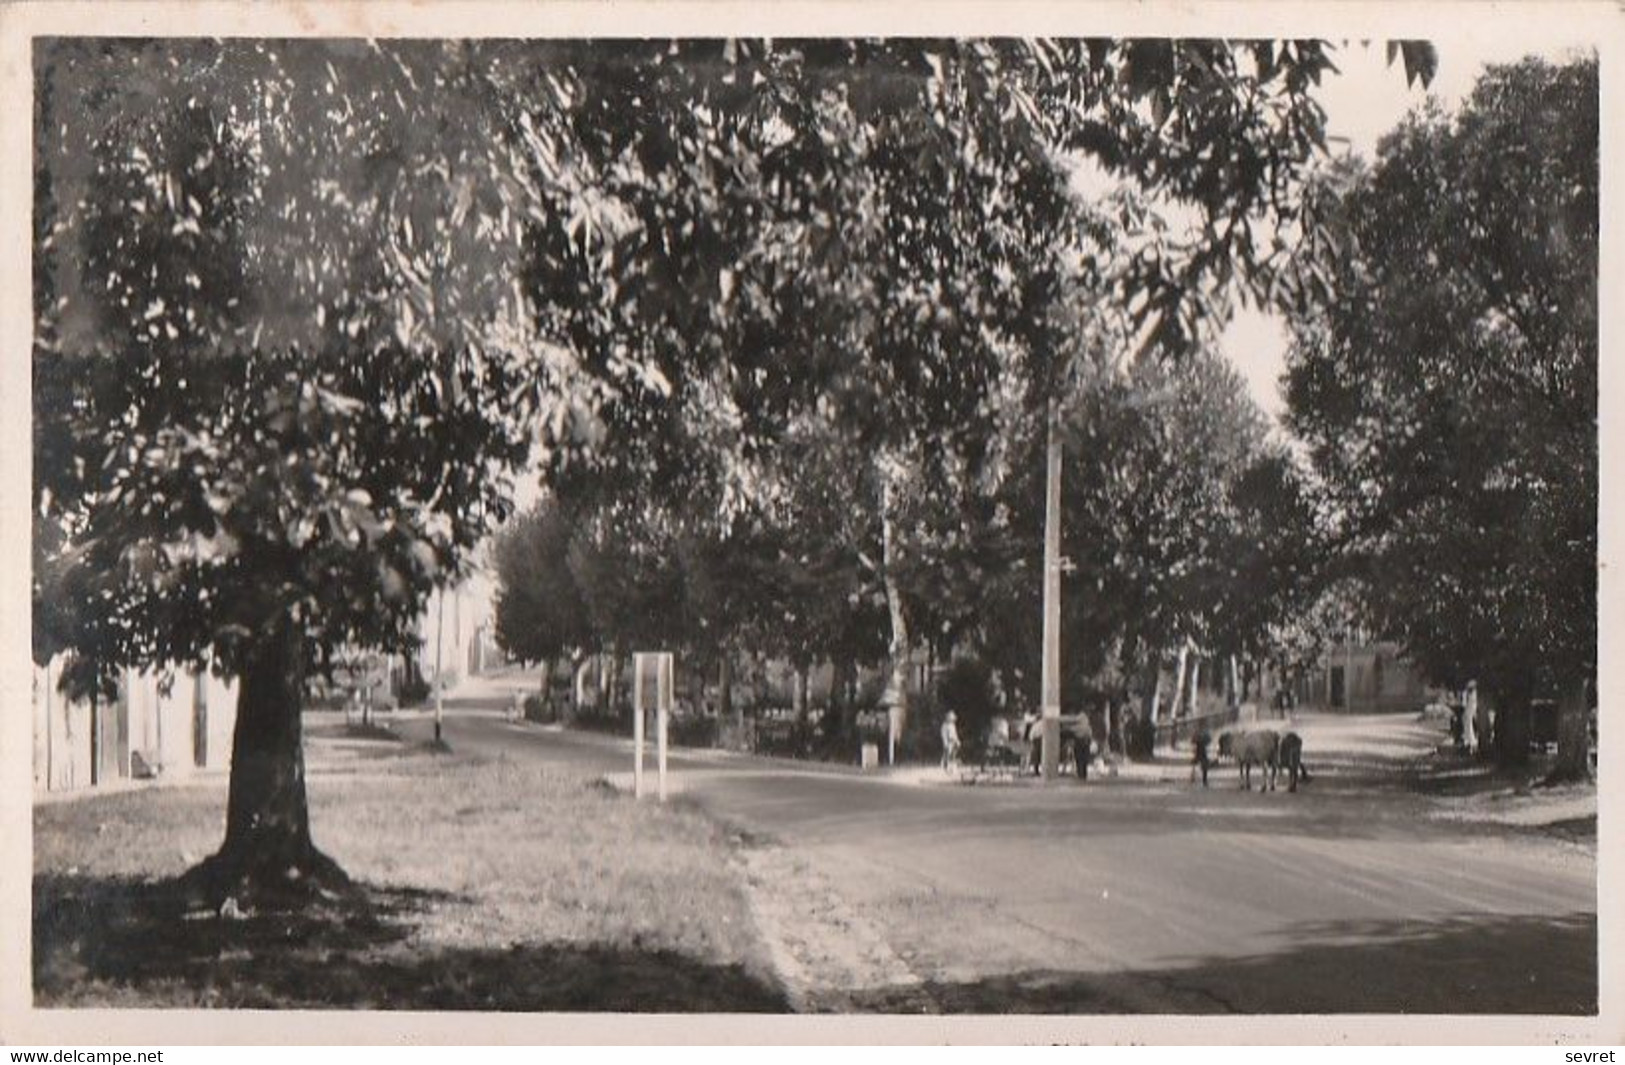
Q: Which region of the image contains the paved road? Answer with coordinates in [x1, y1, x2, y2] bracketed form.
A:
[411, 682, 1596, 1014]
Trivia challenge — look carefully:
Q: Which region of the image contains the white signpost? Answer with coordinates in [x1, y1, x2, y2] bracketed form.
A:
[633, 652, 674, 802]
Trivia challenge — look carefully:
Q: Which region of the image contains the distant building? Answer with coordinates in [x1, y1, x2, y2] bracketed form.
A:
[33, 570, 508, 794]
[408, 570, 502, 691]
[1289, 638, 1432, 713]
[32, 658, 237, 795]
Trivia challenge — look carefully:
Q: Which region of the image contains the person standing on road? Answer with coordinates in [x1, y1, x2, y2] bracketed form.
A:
[1021, 708, 1042, 776]
[1070, 717, 1094, 780]
[940, 711, 961, 772]
[1192, 726, 1213, 787]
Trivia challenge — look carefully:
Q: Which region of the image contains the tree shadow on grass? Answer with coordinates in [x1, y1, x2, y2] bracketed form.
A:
[34, 872, 787, 1012]
[851, 910, 1597, 1015]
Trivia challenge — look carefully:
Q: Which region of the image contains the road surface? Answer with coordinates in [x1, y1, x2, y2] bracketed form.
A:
[404, 680, 1596, 1014]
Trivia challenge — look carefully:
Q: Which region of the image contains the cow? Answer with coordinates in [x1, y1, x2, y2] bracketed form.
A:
[1217, 728, 1281, 791]
[1277, 731, 1313, 792]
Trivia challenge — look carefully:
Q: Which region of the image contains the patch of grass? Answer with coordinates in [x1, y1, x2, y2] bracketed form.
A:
[34, 750, 786, 1011]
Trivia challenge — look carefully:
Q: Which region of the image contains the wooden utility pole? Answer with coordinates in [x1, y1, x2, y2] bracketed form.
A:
[1040, 402, 1062, 782]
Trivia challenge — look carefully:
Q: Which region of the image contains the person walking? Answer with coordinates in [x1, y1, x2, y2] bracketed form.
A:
[1071, 718, 1094, 780]
[1192, 726, 1214, 787]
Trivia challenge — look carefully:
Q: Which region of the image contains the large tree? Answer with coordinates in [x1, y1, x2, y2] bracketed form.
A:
[1285, 56, 1597, 775]
[490, 497, 595, 700]
[33, 40, 562, 899]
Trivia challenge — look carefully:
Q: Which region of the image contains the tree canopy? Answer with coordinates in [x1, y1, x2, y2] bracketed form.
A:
[34, 40, 551, 698]
[33, 35, 1433, 890]
[1284, 55, 1597, 753]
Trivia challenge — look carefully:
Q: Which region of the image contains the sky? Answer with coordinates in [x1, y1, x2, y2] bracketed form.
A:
[1220, 34, 1596, 422]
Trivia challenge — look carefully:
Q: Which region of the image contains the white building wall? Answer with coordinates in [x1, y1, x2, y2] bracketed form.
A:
[33, 666, 50, 791]
[32, 659, 95, 792]
[198, 671, 239, 771]
[418, 574, 497, 683]
[33, 657, 238, 794]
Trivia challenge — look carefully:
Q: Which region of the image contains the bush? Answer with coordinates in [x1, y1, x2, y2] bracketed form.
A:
[894, 703, 942, 764]
[397, 672, 431, 708]
[522, 693, 557, 724]
[754, 718, 819, 759]
[1123, 713, 1156, 761]
[937, 656, 999, 759]
[669, 714, 720, 749]
[571, 705, 632, 738]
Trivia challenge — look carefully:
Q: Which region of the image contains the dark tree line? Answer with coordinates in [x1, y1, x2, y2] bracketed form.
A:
[1285, 56, 1597, 776]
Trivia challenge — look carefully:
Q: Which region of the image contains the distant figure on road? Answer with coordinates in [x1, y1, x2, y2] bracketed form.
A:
[1069, 717, 1094, 780]
[1273, 685, 1295, 719]
[940, 711, 961, 771]
[1191, 727, 1213, 787]
[1022, 709, 1042, 776]
[1277, 731, 1312, 792]
[1448, 701, 1467, 751]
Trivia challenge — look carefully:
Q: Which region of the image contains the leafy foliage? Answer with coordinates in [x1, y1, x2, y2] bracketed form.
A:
[1285, 56, 1597, 699]
[496, 38, 1377, 723]
[491, 500, 593, 667]
[35, 40, 558, 696]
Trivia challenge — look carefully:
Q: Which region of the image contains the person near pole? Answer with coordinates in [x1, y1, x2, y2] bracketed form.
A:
[1022, 708, 1042, 776]
[1070, 716, 1094, 780]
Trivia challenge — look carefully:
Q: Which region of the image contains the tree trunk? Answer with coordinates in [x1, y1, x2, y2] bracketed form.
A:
[534, 658, 552, 720]
[1498, 702, 1531, 767]
[89, 686, 102, 787]
[1473, 686, 1492, 761]
[599, 651, 616, 715]
[188, 617, 348, 905]
[881, 474, 911, 758]
[792, 663, 809, 724]
[1142, 661, 1162, 731]
[571, 653, 590, 714]
[1492, 678, 1531, 767]
[1171, 646, 1188, 722]
[192, 676, 209, 767]
[830, 655, 857, 746]
[1461, 684, 1478, 752]
[1549, 675, 1592, 783]
[720, 653, 737, 737]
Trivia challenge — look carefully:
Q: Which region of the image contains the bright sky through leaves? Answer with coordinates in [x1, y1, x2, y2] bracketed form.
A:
[1222, 34, 1595, 422]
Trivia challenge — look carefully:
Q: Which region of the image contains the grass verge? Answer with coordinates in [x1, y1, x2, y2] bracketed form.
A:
[34, 743, 786, 1011]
